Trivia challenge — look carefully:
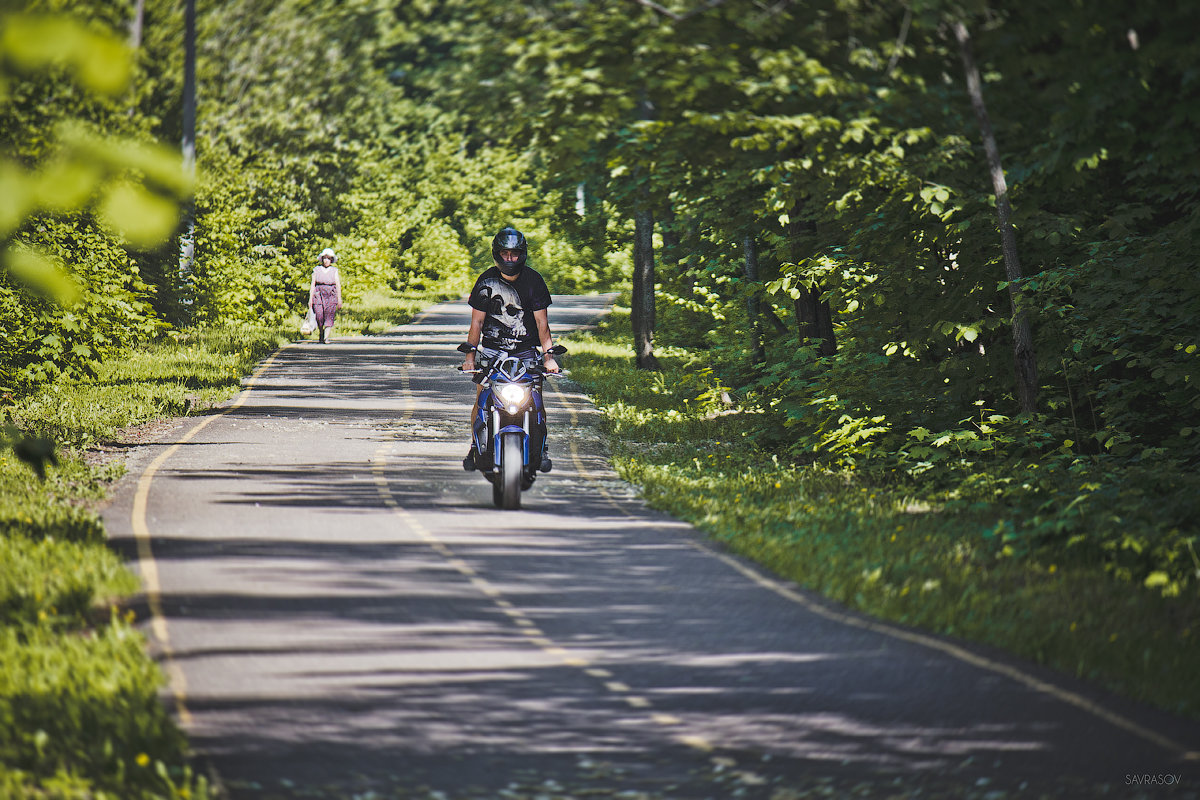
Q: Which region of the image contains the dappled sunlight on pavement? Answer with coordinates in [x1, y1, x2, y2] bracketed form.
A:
[102, 298, 1199, 799]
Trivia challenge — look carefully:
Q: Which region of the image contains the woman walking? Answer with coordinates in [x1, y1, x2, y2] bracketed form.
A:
[309, 248, 343, 343]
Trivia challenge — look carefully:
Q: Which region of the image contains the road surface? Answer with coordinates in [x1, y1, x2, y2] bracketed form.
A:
[103, 296, 1200, 799]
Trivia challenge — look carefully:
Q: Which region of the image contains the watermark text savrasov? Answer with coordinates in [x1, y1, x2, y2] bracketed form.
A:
[1125, 774, 1183, 786]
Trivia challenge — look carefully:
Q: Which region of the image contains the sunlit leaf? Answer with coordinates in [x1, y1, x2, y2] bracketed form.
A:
[0, 162, 32, 236]
[75, 30, 132, 95]
[52, 125, 190, 197]
[58, 125, 192, 197]
[0, 15, 131, 95]
[1, 16, 83, 70]
[3, 247, 81, 305]
[120, 141, 193, 197]
[33, 159, 104, 210]
[99, 183, 180, 248]
[1143, 571, 1169, 588]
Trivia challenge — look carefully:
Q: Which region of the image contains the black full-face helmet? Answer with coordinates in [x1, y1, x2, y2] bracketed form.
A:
[491, 226, 528, 275]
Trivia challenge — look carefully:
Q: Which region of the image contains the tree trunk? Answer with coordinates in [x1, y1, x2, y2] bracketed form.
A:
[786, 200, 836, 356]
[630, 90, 660, 370]
[743, 234, 765, 364]
[793, 288, 836, 356]
[129, 0, 145, 48]
[632, 208, 660, 370]
[177, 0, 197, 323]
[953, 19, 1038, 413]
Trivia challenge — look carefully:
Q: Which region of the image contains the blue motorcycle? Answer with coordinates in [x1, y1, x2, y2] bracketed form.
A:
[459, 344, 566, 509]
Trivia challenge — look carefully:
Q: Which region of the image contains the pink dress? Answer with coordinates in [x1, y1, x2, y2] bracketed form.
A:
[309, 265, 341, 328]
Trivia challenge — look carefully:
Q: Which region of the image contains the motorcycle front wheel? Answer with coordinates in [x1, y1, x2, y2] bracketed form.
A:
[494, 431, 524, 510]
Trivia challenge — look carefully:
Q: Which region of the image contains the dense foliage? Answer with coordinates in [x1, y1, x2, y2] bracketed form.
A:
[141, 0, 609, 325]
[1, 2, 188, 393]
[0, 0, 595, 795]
[1, 0, 602, 395]
[392, 0, 1200, 598]
[2, 0, 1197, 789]
[564, 313, 1200, 717]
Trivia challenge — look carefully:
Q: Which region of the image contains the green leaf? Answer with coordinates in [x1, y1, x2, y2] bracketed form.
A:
[1, 15, 131, 95]
[3, 248, 81, 305]
[33, 159, 105, 210]
[1143, 571, 1170, 588]
[99, 183, 180, 248]
[75, 30, 132, 95]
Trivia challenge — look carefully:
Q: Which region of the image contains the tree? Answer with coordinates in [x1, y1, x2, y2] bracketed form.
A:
[0, 4, 189, 468]
[952, 18, 1037, 413]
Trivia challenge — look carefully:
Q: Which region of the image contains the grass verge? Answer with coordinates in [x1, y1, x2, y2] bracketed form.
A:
[0, 289, 444, 798]
[562, 310, 1200, 721]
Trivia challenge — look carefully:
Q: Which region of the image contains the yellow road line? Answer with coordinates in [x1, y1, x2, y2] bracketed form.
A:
[131, 344, 292, 727]
[548, 382, 1200, 761]
[370, 337, 696, 741]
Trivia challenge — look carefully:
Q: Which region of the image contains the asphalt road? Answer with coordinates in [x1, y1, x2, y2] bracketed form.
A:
[103, 296, 1200, 799]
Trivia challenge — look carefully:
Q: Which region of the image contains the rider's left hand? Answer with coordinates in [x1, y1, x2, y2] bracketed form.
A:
[543, 356, 561, 374]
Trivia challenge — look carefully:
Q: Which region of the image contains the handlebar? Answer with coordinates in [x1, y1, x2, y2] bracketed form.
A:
[456, 345, 567, 377]
[456, 366, 565, 376]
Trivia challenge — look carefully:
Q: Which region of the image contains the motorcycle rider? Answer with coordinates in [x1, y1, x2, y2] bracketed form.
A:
[461, 226, 561, 471]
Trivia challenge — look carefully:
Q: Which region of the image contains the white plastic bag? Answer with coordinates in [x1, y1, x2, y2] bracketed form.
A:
[300, 308, 316, 335]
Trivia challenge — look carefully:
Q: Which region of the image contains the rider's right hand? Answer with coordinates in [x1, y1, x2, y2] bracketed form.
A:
[461, 353, 476, 372]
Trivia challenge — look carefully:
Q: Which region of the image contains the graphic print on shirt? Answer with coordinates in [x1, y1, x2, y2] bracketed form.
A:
[476, 277, 529, 351]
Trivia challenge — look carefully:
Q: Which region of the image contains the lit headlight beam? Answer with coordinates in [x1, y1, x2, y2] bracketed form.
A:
[499, 384, 529, 406]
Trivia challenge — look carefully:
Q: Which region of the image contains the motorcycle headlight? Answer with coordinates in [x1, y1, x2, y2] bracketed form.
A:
[499, 384, 529, 406]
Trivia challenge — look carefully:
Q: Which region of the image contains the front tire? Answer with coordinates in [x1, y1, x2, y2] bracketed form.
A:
[495, 432, 523, 510]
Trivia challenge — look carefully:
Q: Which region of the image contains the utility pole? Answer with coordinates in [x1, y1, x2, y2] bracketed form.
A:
[631, 91, 660, 370]
[178, 0, 197, 321]
[129, 0, 145, 48]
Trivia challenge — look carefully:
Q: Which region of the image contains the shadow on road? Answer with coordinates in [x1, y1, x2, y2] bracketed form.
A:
[108, 298, 1196, 799]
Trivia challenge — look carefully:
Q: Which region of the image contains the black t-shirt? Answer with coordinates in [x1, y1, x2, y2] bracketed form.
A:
[469, 266, 552, 352]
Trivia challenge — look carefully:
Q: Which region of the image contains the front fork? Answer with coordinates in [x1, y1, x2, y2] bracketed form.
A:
[473, 387, 547, 472]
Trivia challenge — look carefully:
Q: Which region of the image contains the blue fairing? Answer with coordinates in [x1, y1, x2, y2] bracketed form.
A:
[473, 379, 547, 471]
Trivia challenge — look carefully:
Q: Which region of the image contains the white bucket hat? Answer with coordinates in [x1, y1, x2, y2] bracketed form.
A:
[318, 248, 337, 263]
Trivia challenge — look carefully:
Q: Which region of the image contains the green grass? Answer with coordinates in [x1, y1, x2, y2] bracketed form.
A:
[9, 324, 293, 450]
[0, 287, 442, 798]
[563, 311, 1200, 721]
